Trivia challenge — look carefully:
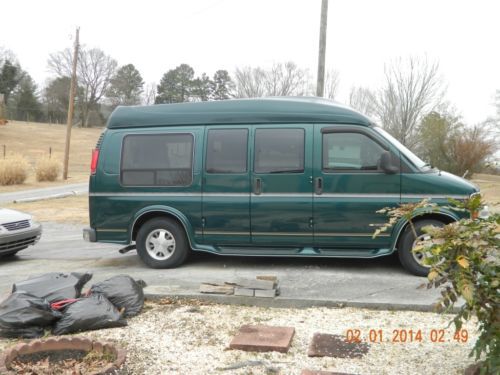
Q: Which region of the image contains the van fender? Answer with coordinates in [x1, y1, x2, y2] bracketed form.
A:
[129, 205, 196, 246]
[389, 207, 461, 252]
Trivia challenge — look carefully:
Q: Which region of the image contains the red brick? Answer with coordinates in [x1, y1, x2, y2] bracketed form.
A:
[308, 333, 369, 358]
[230, 325, 295, 353]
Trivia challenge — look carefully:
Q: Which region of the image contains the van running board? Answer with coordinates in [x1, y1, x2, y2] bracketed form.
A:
[119, 244, 136, 254]
[212, 246, 392, 258]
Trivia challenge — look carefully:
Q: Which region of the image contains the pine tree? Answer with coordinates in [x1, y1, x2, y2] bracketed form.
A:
[10, 74, 43, 121]
[106, 64, 144, 108]
[155, 64, 195, 104]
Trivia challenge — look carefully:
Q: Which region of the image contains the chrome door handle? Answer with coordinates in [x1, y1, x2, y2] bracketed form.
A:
[315, 177, 323, 195]
[254, 177, 262, 195]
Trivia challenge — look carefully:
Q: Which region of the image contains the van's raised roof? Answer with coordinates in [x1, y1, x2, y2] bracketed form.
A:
[106, 97, 374, 129]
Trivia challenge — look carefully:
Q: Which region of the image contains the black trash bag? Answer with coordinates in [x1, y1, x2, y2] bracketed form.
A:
[0, 326, 44, 339]
[12, 272, 92, 303]
[0, 292, 62, 338]
[90, 275, 147, 317]
[52, 294, 127, 335]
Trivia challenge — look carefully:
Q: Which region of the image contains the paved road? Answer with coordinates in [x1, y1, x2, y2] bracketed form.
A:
[0, 221, 445, 311]
[0, 183, 88, 204]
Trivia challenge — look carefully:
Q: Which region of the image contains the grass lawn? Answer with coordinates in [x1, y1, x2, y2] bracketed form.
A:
[6, 194, 89, 224]
[472, 173, 500, 212]
[0, 121, 102, 192]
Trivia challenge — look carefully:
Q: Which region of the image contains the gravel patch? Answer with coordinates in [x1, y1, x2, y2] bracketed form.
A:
[0, 299, 479, 374]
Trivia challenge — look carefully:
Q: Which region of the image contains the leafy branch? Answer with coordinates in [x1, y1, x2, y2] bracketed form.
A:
[373, 194, 499, 373]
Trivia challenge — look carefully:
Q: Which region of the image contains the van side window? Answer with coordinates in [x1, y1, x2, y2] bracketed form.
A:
[254, 129, 304, 173]
[323, 132, 385, 171]
[206, 129, 248, 173]
[121, 133, 193, 186]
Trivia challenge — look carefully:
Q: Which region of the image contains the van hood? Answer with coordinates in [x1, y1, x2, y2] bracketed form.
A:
[0, 208, 32, 225]
[438, 171, 479, 194]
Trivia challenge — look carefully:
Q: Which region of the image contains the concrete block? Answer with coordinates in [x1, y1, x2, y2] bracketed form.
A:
[228, 278, 275, 290]
[255, 289, 277, 298]
[234, 287, 255, 297]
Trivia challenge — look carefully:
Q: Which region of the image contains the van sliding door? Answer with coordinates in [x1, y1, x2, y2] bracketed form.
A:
[201, 127, 251, 244]
[250, 125, 313, 245]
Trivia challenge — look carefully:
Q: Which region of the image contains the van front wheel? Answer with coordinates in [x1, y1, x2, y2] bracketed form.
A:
[398, 219, 445, 277]
[136, 218, 189, 269]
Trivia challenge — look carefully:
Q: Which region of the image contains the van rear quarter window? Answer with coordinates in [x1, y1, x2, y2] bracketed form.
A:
[121, 133, 193, 186]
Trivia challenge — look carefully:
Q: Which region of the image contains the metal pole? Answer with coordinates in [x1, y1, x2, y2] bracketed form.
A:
[316, 0, 329, 97]
[63, 27, 80, 180]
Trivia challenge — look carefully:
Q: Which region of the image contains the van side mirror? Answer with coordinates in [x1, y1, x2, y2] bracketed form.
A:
[379, 151, 399, 174]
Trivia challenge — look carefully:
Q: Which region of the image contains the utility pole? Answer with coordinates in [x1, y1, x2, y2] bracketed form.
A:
[316, 0, 329, 97]
[0, 94, 6, 125]
[63, 27, 80, 180]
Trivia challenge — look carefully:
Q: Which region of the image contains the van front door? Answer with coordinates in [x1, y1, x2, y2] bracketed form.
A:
[313, 125, 401, 249]
[202, 127, 250, 244]
[250, 125, 313, 245]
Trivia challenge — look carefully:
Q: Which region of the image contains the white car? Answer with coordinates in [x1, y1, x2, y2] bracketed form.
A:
[0, 208, 42, 257]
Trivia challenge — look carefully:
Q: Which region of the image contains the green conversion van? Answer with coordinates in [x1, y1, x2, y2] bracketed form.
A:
[84, 97, 480, 276]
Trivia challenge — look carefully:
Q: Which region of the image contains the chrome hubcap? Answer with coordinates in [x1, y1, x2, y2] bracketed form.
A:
[145, 229, 176, 260]
[412, 234, 433, 267]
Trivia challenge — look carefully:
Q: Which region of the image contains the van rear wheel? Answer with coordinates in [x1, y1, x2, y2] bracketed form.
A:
[398, 219, 445, 277]
[136, 218, 189, 269]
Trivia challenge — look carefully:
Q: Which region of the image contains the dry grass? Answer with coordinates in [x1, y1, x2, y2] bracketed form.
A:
[6, 194, 89, 224]
[0, 121, 103, 192]
[0, 154, 30, 185]
[472, 173, 500, 213]
[35, 158, 61, 182]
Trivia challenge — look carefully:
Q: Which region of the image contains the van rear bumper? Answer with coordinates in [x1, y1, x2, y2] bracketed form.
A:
[83, 227, 97, 242]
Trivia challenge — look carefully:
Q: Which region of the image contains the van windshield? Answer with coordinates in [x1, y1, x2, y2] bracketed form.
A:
[374, 127, 430, 171]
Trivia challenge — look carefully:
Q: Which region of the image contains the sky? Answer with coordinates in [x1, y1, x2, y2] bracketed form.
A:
[1, 0, 499, 124]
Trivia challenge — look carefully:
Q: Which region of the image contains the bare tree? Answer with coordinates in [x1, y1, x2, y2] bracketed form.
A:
[447, 121, 498, 177]
[233, 62, 308, 98]
[324, 69, 340, 100]
[349, 86, 376, 116]
[233, 66, 266, 98]
[48, 47, 117, 126]
[375, 57, 444, 148]
[264, 62, 308, 96]
[142, 82, 157, 105]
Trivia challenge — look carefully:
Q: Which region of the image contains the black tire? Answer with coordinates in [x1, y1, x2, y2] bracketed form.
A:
[136, 217, 189, 269]
[398, 219, 445, 277]
[0, 250, 20, 259]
